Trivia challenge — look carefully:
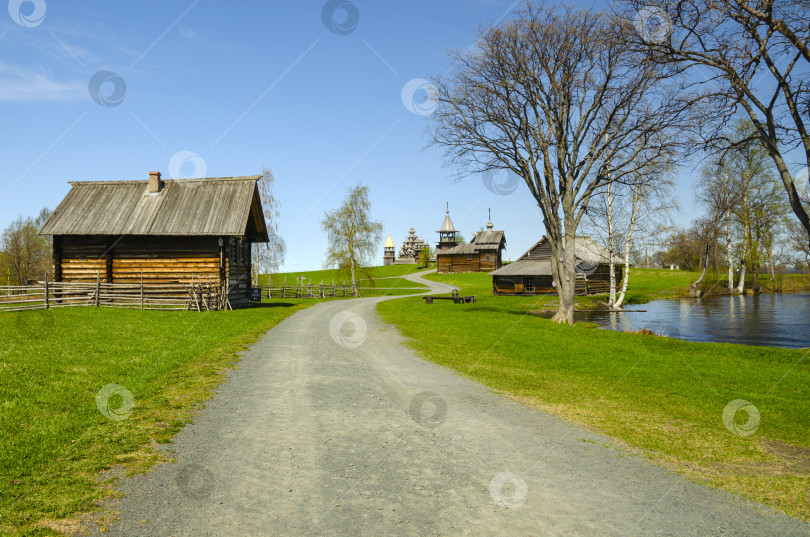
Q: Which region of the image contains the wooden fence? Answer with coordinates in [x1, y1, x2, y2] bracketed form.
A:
[1, 278, 426, 312]
[256, 282, 354, 299]
[253, 282, 425, 299]
[0, 277, 225, 312]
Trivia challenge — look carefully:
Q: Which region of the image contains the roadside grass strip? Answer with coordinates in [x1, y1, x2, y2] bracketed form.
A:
[0, 302, 310, 536]
[378, 270, 810, 520]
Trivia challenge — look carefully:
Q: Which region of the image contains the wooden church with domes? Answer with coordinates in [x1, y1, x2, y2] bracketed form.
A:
[435, 205, 506, 274]
[382, 228, 428, 265]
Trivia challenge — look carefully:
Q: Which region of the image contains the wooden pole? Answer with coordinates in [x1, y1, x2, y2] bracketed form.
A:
[140, 272, 144, 310]
[44, 274, 49, 309]
[95, 271, 100, 307]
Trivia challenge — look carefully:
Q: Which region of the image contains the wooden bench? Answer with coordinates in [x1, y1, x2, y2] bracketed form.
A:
[423, 295, 476, 304]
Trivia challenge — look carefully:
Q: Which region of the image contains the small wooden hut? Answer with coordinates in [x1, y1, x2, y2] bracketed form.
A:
[490, 236, 621, 295]
[38, 172, 268, 308]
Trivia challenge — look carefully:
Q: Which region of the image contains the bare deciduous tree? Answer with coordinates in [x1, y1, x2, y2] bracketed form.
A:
[321, 183, 383, 297]
[1, 209, 51, 286]
[252, 168, 286, 286]
[430, 2, 691, 324]
[585, 158, 676, 309]
[698, 159, 739, 293]
[624, 0, 810, 246]
[687, 217, 722, 297]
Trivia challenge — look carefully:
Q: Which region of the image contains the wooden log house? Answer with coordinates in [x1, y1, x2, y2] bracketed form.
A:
[38, 172, 269, 308]
[489, 236, 622, 296]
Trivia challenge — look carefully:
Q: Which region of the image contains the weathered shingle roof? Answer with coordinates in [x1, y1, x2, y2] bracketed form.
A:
[566, 236, 621, 263]
[439, 229, 506, 256]
[439, 243, 478, 255]
[491, 235, 621, 276]
[39, 176, 269, 241]
[489, 261, 552, 276]
[437, 210, 457, 233]
[517, 236, 621, 264]
[472, 230, 505, 247]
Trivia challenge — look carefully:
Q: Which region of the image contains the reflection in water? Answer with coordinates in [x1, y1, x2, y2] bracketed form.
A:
[576, 293, 810, 349]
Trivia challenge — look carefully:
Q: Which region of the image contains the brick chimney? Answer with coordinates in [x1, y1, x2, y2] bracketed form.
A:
[148, 171, 163, 194]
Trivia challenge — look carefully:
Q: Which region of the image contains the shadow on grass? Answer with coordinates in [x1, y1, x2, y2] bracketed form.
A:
[250, 302, 298, 308]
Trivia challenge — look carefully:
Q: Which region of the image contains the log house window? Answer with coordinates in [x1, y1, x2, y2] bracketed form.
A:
[525, 276, 534, 292]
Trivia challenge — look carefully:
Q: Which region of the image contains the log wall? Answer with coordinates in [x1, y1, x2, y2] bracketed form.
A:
[523, 242, 552, 261]
[54, 235, 256, 308]
[437, 250, 500, 274]
[492, 265, 622, 296]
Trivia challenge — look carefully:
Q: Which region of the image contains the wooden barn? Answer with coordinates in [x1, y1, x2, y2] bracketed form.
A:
[38, 172, 268, 308]
[489, 236, 621, 296]
[435, 209, 506, 274]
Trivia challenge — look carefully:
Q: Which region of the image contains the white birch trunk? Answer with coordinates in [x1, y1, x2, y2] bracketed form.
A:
[612, 180, 642, 310]
[736, 178, 749, 294]
[724, 165, 734, 294]
[606, 182, 617, 307]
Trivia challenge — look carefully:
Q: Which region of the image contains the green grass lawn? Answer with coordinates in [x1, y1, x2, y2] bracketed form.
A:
[4, 264, 807, 533]
[258, 264, 431, 298]
[0, 302, 311, 536]
[378, 270, 810, 520]
[423, 268, 700, 309]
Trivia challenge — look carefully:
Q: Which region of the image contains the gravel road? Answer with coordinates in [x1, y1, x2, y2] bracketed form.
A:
[92, 270, 809, 536]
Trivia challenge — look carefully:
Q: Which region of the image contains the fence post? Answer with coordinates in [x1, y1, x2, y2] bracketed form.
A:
[95, 271, 100, 307]
[44, 274, 49, 309]
[140, 272, 144, 310]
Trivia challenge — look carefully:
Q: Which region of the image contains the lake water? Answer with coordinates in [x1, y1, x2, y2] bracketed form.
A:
[575, 293, 810, 349]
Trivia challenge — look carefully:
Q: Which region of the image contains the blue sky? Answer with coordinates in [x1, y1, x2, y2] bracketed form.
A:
[0, 0, 708, 271]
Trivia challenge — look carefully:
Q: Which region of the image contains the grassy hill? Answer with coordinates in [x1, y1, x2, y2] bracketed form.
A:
[257, 263, 432, 297]
[259, 263, 432, 286]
